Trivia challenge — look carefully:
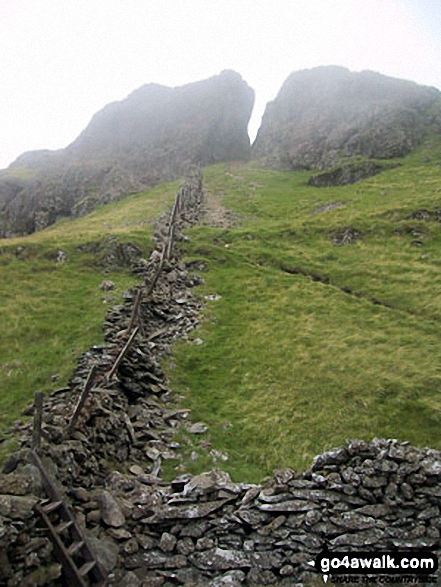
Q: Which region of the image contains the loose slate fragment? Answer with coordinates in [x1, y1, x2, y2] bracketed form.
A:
[142, 499, 230, 522]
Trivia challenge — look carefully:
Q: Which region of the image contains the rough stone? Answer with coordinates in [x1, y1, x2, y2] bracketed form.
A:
[98, 490, 126, 527]
[187, 422, 208, 435]
[211, 570, 247, 586]
[190, 548, 251, 571]
[87, 534, 119, 571]
[159, 532, 177, 553]
[125, 551, 187, 570]
[0, 495, 38, 519]
[0, 473, 32, 495]
[252, 66, 441, 171]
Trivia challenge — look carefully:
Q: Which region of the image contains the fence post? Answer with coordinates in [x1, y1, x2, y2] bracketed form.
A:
[105, 327, 139, 383]
[32, 391, 44, 450]
[66, 365, 97, 436]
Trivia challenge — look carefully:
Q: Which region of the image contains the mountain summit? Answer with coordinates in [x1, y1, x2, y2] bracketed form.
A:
[252, 66, 441, 170]
[0, 70, 254, 236]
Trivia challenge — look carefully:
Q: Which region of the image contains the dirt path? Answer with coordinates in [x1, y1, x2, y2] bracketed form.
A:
[200, 188, 240, 228]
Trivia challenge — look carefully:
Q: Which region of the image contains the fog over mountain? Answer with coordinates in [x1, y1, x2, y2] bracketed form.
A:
[1, 66, 441, 237]
[0, 70, 254, 236]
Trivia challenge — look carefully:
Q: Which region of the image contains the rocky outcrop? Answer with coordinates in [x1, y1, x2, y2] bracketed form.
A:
[67, 70, 253, 168]
[252, 66, 441, 170]
[0, 70, 254, 236]
[307, 161, 399, 187]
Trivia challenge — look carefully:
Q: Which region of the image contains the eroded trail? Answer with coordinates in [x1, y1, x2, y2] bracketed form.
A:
[201, 188, 240, 229]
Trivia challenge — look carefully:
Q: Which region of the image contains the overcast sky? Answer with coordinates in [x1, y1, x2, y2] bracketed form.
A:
[1, 0, 440, 169]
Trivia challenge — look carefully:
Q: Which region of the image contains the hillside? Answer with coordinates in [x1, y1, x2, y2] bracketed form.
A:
[2, 135, 441, 482]
[0, 178, 180, 460]
[166, 138, 441, 480]
[0, 70, 254, 237]
[2, 66, 441, 585]
[2, 129, 441, 585]
[2, 66, 441, 241]
[252, 66, 441, 171]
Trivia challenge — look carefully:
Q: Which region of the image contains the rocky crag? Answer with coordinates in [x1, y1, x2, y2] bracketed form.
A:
[252, 66, 441, 172]
[2, 66, 441, 236]
[0, 70, 254, 237]
[1, 171, 441, 586]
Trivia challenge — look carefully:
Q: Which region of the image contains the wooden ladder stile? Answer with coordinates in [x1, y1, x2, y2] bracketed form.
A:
[29, 450, 108, 587]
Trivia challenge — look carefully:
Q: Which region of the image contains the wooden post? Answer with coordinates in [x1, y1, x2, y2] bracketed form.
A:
[126, 288, 142, 332]
[145, 248, 165, 297]
[165, 190, 182, 260]
[165, 223, 175, 260]
[66, 365, 97, 436]
[105, 327, 139, 383]
[32, 391, 44, 450]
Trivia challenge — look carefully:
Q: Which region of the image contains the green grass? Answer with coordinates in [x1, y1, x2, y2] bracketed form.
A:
[0, 179, 179, 460]
[165, 139, 441, 482]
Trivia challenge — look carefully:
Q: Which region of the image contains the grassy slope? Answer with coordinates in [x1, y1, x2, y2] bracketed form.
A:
[0, 180, 179, 458]
[2, 142, 441, 483]
[167, 139, 441, 482]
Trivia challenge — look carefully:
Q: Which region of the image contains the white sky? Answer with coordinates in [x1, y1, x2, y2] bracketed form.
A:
[1, 0, 440, 169]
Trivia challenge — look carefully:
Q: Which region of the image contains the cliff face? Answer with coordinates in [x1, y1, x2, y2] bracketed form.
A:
[252, 66, 441, 170]
[0, 70, 254, 236]
[68, 70, 253, 167]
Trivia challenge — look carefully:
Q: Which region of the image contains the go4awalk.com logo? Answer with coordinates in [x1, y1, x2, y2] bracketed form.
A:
[308, 550, 438, 583]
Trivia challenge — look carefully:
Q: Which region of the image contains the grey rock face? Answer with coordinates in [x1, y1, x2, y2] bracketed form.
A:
[0, 70, 254, 236]
[308, 161, 399, 187]
[252, 66, 441, 171]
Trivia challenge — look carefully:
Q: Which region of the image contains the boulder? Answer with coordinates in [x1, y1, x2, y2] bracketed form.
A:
[97, 490, 126, 527]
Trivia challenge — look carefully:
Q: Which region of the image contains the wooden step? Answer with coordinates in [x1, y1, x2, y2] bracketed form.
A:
[78, 561, 96, 577]
[30, 450, 108, 586]
[55, 520, 74, 534]
[42, 500, 63, 514]
[67, 541, 85, 556]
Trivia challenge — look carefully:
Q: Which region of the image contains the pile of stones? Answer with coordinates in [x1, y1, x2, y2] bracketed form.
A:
[3, 438, 441, 585]
[1, 169, 441, 586]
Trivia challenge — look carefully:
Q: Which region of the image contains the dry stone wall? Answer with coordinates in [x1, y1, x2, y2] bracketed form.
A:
[1, 169, 441, 586]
